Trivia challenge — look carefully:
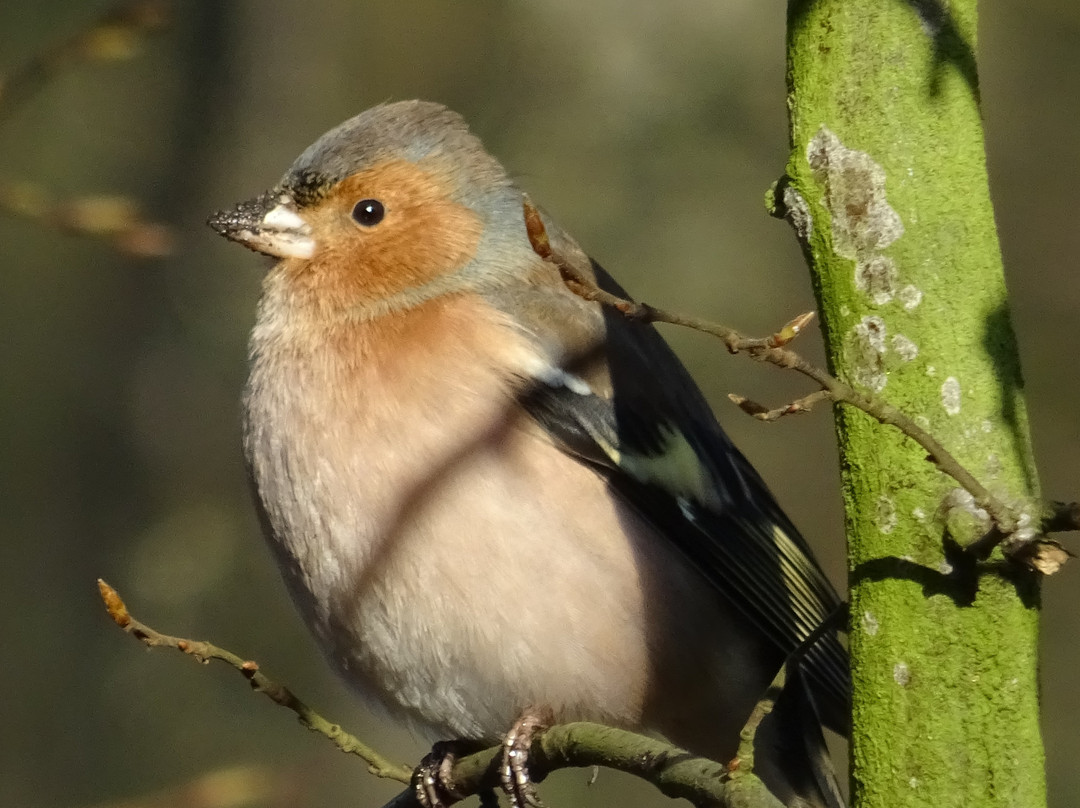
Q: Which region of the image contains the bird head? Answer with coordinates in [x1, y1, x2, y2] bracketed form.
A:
[208, 100, 537, 314]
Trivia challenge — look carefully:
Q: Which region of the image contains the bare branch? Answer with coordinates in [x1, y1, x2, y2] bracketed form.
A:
[0, 181, 174, 257]
[380, 722, 783, 808]
[0, 0, 169, 122]
[101, 580, 787, 808]
[521, 197, 1051, 561]
[0, 2, 175, 257]
[97, 579, 414, 784]
[728, 389, 832, 422]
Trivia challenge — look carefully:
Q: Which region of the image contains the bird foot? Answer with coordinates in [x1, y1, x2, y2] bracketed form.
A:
[413, 741, 469, 808]
[501, 706, 554, 808]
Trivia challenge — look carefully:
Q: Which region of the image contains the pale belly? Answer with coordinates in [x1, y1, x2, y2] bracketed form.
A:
[243, 295, 771, 759]
[251, 394, 767, 755]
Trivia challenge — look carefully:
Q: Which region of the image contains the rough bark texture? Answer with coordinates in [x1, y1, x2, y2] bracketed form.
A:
[781, 2, 1046, 806]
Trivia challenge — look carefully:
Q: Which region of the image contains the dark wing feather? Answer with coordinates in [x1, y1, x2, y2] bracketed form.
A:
[520, 252, 850, 733]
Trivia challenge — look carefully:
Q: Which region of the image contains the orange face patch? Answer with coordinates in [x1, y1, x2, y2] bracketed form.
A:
[281, 159, 485, 310]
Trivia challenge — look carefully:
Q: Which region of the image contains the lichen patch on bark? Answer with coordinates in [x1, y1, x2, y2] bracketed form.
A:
[782, 184, 813, 242]
[891, 334, 919, 361]
[876, 495, 898, 533]
[848, 314, 889, 391]
[941, 376, 962, 415]
[899, 284, 923, 310]
[807, 127, 904, 255]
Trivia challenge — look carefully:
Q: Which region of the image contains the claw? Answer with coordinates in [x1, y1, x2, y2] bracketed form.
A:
[413, 742, 467, 808]
[500, 706, 554, 808]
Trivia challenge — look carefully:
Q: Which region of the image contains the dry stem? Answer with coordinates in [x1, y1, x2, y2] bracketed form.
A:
[522, 197, 1074, 568]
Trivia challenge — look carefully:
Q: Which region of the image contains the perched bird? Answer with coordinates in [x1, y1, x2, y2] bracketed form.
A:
[209, 100, 848, 808]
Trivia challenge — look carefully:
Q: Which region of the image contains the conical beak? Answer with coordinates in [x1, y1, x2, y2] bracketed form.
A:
[207, 191, 316, 259]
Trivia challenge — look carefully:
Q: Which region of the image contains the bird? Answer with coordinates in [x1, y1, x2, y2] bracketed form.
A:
[208, 100, 848, 808]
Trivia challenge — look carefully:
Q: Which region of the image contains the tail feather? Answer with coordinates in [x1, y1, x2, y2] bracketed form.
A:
[753, 668, 846, 808]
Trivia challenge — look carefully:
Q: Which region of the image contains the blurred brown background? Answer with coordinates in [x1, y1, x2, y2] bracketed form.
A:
[1, 2, 1076, 807]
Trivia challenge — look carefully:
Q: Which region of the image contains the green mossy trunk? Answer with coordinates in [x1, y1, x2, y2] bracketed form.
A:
[781, 2, 1046, 806]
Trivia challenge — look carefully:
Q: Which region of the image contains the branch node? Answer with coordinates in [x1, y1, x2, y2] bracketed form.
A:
[517, 197, 1042, 568]
[729, 389, 831, 422]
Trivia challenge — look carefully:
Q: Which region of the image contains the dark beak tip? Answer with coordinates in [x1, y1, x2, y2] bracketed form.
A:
[206, 208, 232, 236]
[207, 189, 279, 240]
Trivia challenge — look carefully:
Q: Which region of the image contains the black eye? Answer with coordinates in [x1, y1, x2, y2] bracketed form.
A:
[351, 199, 385, 227]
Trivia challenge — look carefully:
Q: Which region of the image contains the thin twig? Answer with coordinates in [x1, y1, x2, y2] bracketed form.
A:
[0, 180, 173, 257]
[521, 198, 1024, 539]
[734, 603, 846, 774]
[0, 0, 169, 122]
[729, 389, 832, 422]
[97, 579, 414, 784]
[101, 580, 785, 808]
[0, 2, 175, 256]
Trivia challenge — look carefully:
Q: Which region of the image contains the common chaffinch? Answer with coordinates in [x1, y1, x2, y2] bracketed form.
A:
[209, 100, 848, 808]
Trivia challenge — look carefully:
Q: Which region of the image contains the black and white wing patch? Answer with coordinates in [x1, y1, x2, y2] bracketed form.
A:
[518, 254, 850, 733]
